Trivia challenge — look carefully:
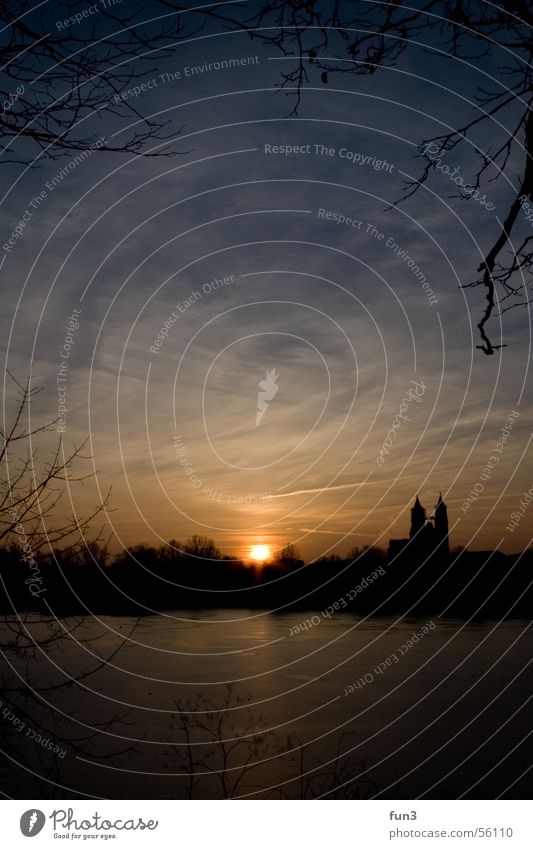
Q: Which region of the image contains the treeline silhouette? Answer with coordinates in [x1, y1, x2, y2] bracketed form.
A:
[1, 535, 532, 618]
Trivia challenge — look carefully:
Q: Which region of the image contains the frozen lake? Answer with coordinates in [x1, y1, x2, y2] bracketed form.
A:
[4, 611, 533, 799]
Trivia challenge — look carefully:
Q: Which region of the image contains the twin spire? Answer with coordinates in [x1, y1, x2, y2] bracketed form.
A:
[410, 492, 448, 546]
[389, 492, 450, 560]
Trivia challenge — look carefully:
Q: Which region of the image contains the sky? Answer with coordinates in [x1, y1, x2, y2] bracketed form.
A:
[2, 1, 532, 561]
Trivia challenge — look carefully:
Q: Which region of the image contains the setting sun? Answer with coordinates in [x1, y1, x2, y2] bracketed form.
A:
[249, 544, 271, 563]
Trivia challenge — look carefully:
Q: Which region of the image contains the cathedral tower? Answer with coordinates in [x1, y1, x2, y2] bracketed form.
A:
[410, 496, 426, 539]
[434, 492, 449, 556]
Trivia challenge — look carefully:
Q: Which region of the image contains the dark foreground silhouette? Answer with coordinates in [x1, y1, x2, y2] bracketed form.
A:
[1, 536, 532, 618]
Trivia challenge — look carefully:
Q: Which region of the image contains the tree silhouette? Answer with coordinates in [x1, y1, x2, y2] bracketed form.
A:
[0, 374, 134, 796]
[171, 683, 381, 799]
[0, 373, 109, 551]
[0, 0, 188, 164]
[191, 0, 533, 353]
[183, 535, 222, 559]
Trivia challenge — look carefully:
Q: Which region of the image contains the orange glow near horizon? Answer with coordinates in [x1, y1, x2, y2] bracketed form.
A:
[249, 544, 271, 563]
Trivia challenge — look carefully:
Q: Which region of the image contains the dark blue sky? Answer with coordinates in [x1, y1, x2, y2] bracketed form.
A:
[2, 0, 532, 559]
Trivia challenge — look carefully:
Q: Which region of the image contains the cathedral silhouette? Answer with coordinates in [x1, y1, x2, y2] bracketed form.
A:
[388, 493, 449, 564]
